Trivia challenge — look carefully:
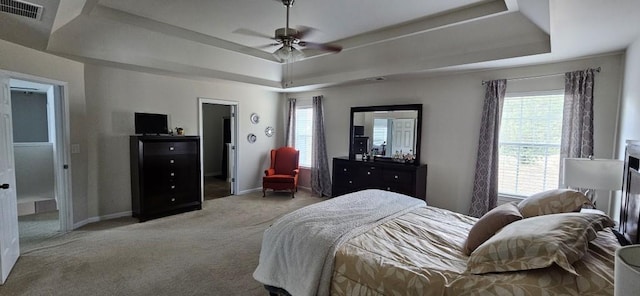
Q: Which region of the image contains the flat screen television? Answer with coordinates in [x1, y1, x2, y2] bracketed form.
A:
[353, 125, 364, 136]
[135, 112, 168, 135]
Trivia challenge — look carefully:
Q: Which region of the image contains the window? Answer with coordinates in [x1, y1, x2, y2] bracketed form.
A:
[372, 118, 388, 146]
[295, 107, 313, 167]
[498, 92, 564, 197]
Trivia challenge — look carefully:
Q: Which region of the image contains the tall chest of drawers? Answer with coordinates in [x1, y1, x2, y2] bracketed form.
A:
[332, 157, 427, 200]
[130, 136, 202, 221]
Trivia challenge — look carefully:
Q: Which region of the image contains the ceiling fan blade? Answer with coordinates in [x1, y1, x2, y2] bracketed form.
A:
[298, 41, 342, 53]
[232, 28, 275, 40]
[293, 26, 315, 39]
[255, 43, 281, 49]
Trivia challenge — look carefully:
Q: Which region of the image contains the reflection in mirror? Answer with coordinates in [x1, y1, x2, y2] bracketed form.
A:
[350, 104, 422, 164]
[353, 111, 418, 157]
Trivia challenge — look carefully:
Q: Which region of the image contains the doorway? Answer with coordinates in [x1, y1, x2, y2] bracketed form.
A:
[9, 77, 71, 252]
[198, 98, 237, 200]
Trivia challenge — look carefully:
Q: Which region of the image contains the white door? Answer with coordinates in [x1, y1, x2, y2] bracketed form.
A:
[0, 75, 20, 284]
[391, 119, 415, 156]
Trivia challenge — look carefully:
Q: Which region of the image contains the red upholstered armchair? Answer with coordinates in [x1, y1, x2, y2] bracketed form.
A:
[263, 147, 300, 198]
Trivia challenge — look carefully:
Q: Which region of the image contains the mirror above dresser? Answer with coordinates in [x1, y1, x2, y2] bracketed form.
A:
[333, 103, 427, 200]
[349, 104, 423, 163]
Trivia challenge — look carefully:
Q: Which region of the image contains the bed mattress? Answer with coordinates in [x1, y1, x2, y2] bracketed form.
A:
[331, 206, 617, 296]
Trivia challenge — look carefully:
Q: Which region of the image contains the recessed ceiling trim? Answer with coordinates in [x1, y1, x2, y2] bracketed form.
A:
[311, 0, 508, 55]
[0, 0, 43, 20]
[91, 4, 279, 62]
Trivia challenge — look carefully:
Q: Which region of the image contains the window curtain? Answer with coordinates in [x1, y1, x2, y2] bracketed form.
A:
[285, 98, 296, 147]
[560, 69, 595, 160]
[469, 79, 507, 218]
[311, 95, 332, 197]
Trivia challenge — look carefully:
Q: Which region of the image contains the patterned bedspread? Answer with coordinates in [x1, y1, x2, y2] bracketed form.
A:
[331, 206, 618, 296]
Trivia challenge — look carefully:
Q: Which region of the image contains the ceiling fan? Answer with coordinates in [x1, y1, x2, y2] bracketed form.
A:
[236, 0, 342, 62]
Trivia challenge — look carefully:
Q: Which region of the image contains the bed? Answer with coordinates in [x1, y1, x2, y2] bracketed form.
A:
[253, 189, 624, 296]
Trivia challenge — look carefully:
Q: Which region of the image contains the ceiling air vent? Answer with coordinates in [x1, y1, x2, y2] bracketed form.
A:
[0, 0, 43, 20]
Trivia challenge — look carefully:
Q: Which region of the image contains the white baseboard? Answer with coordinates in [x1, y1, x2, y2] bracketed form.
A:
[73, 211, 132, 229]
[237, 187, 263, 195]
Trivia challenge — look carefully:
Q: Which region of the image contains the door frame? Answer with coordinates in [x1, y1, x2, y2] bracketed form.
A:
[197, 98, 238, 199]
[2, 70, 73, 232]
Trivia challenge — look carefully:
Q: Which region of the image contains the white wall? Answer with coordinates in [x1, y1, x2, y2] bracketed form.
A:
[83, 64, 280, 218]
[618, 38, 640, 155]
[0, 39, 88, 224]
[14, 143, 55, 200]
[613, 36, 640, 221]
[292, 54, 624, 214]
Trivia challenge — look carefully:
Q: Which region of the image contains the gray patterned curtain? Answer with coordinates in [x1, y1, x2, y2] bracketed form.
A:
[469, 79, 507, 217]
[311, 96, 332, 197]
[285, 98, 296, 147]
[560, 69, 595, 160]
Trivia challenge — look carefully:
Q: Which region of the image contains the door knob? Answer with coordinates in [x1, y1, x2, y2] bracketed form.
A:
[1, 184, 9, 189]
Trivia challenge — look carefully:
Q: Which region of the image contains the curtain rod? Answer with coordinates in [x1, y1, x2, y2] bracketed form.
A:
[481, 67, 601, 85]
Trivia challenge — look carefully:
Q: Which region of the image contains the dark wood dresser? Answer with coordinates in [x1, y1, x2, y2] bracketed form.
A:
[130, 136, 202, 222]
[332, 157, 427, 200]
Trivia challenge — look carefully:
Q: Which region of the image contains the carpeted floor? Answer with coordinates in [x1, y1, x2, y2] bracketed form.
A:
[0, 190, 326, 296]
[204, 176, 231, 200]
[18, 210, 62, 253]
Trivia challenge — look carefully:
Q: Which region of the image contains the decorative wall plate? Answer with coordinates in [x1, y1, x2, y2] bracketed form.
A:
[265, 126, 274, 137]
[250, 113, 260, 124]
[247, 133, 257, 143]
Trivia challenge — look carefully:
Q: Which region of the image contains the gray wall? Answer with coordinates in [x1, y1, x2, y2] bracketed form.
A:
[291, 53, 624, 215]
[11, 90, 48, 142]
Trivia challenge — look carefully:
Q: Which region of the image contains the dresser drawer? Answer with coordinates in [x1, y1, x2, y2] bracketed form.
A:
[143, 141, 198, 156]
[383, 169, 413, 184]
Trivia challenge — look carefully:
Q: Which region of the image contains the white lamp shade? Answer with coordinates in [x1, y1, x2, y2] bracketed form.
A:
[615, 245, 640, 296]
[562, 158, 624, 190]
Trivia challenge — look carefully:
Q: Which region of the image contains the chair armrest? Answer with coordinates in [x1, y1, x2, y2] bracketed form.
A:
[292, 169, 299, 176]
[265, 168, 275, 176]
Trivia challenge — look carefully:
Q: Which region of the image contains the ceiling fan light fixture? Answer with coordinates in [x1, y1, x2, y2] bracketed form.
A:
[274, 45, 304, 62]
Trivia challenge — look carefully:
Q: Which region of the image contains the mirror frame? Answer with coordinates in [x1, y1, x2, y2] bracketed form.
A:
[349, 104, 423, 164]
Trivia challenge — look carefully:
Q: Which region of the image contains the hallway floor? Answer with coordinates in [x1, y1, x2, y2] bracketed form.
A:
[204, 176, 231, 200]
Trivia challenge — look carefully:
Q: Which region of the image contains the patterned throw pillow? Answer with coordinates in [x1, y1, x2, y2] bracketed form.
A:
[467, 212, 614, 275]
[463, 202, 523, 255]
[517, 189, 592, 218]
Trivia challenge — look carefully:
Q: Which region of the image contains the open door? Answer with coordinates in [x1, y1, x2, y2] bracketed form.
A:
[228, 105, 236, 194]
[0, 74, 20, 284]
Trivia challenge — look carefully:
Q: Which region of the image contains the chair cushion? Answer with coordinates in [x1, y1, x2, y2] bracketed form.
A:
[263, 174, 296, 183]
[274, 148, 299, 175]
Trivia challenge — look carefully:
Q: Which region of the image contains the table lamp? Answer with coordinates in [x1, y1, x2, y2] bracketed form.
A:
[615, 245, 640, 296]
[562, 158, 623, 207]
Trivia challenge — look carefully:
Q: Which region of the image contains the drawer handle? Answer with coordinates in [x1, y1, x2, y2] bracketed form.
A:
[170, 147, 175, 151]
[171, 198, 175, 202]
[367, 172, 370, 175]
[170, 172, 175, 177]
[343, 168, 347, 172]
[349, 181, 353, 184]
[394, 175, 398, 179]
[171, 185, 176, 189]
[170, 159, 175, 164]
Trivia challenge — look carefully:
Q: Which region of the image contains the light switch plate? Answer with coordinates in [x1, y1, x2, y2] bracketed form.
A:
[71, 144, 80, 154]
